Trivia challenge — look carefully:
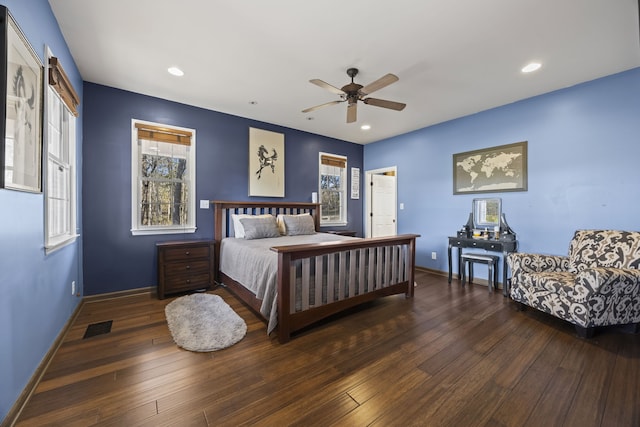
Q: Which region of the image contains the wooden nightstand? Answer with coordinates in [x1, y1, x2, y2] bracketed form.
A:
[156, 240, 214, 299]
[326, 230, 357, 237]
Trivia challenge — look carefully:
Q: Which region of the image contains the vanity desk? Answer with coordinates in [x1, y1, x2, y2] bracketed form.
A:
[448, 198, 518, 297]
[447, 236, 517, 296]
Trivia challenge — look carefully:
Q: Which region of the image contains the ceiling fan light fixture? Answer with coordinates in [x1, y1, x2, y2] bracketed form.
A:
[303, 68, 406, 124]
[521, 62, 541, 73]
[167, 66, 184, 77]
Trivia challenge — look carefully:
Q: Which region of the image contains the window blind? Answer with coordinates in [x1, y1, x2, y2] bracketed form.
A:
[320, 154, 346, 168]
[48, 57, 80, 117]
[135, 123, 192, 146]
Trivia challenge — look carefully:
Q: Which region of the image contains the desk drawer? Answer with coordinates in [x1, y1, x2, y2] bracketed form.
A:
[452, 239, 499, 250]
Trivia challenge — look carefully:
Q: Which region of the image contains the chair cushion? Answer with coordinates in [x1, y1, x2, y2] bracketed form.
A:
[511, 271, 576, 323]
[568, 230, 640, 273]
[461, 253, 499, 264]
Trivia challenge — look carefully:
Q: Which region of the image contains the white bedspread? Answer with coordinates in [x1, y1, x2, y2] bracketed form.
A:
[220, 233, 356, 334]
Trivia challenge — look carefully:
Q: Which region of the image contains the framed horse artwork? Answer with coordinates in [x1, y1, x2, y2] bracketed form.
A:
[249, 127, 284, 197]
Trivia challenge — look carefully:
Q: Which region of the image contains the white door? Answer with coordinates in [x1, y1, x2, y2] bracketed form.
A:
[370, 174, 397, 237]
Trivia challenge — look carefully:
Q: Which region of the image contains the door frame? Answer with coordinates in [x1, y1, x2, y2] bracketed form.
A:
[365, 166, 398, 238]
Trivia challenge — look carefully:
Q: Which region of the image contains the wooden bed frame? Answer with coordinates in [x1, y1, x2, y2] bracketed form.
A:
[213, 200, 419, 343]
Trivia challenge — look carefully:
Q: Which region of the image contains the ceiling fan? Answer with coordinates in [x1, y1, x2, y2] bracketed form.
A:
[302, 68, 406, 123]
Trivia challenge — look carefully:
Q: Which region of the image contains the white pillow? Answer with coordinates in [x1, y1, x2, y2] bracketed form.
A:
[231, 213, 272, 238]
[277, 213, 316, 236]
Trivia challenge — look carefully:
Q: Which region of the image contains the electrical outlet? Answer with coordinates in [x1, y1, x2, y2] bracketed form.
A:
[431, 252, 437, 260]
[200, 200, 210, 209]
[71, 281, 76, 295]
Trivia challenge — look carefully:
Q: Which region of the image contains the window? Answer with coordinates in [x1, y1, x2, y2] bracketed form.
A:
[319, 152, 347, 225]
[131, 120, 196, 235]
[45, 54, 78, 253]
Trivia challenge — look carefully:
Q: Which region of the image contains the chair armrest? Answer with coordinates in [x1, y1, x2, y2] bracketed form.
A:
[573, 268, 640, 301]
[507, 253, 569, 275]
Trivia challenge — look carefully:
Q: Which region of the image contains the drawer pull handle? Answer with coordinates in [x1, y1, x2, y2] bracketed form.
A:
[186, 279, 191, 284]
[185, 251, 190, 255]
[185, 265, 190, 270]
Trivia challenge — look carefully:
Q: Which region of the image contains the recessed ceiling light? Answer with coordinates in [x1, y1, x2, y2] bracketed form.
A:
[521, 62, 541, 73]
[167, 67, 184, 76]
[361, 124, 371, 130]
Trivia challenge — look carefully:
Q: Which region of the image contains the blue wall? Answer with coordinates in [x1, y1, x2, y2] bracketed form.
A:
[365, 67, 640, 279]
[0, 0, 83, 422]
[82, 83, 364, 296]
[2, 1, 639, 423]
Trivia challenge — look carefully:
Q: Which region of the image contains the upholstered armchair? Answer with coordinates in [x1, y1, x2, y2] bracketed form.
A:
[508, 230, 640, 337]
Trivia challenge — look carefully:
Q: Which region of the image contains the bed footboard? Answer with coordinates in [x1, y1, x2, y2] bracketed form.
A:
[271, 234, 419, 343]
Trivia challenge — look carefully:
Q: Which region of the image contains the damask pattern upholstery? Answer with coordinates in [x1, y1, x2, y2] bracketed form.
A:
[508, 230, 640, 337]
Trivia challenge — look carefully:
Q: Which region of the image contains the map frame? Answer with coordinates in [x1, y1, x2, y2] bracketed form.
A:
[453, 141, 528, 195]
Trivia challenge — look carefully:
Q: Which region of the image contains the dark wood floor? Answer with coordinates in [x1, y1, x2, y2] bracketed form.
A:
[14, 271, 640, 426]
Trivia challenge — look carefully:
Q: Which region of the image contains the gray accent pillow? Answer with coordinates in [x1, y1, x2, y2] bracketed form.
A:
[239, 216, 281, 240]
[282, 214, 316, 236]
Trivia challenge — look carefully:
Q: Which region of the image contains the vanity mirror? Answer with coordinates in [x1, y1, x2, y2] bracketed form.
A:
[473, 198, 501, 229]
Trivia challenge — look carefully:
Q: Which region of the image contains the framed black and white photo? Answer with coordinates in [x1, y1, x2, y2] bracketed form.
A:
[249, 127, 284, 197]
[1, 6, 44, 193]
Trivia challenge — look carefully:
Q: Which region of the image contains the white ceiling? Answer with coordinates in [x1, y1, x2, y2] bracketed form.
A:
[48, 0, 640, 144]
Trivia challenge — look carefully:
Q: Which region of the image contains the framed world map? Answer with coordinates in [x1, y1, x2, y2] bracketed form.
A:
[453, 141, 527, 195]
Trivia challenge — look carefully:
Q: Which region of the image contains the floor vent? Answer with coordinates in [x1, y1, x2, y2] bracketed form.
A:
[83, 320, 113, 339]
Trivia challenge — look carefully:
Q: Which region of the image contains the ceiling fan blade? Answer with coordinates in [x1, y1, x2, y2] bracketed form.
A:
[346, 102, 357, 123]
[363, 97, 406, 111]
[309, 79, 346, 95]
[302, 100, 343, 113]
[359, 73, 399, 95]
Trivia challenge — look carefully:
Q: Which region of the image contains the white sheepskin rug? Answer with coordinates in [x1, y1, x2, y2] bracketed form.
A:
[165, 293, 247, 352]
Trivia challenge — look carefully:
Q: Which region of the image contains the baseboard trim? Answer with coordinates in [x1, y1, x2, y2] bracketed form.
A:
[82, 286, 155, 303]
[415, 265, 503, 288]
[2, 299, 84, 427]
[416, 265, 447, 277]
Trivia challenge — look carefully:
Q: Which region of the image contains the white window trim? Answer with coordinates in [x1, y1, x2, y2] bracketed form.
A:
[44, 47, 78, 254]
[318, 152, 348, 226]
[130, 119, 197, 236]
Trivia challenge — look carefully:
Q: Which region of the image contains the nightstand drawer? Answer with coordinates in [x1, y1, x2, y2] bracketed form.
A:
[163, 271, 210, 291]
[164, 260, 210, 278]
[162, 245, 210, 262]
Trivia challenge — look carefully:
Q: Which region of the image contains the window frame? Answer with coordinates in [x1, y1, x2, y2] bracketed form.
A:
[130, 119, 197, 236]
[44, 49, 78, 254]
[318, 152, 348, 226]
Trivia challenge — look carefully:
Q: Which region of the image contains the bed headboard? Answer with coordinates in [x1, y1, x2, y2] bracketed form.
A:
[212, 200, 320, 241]
[211, 201, 320, 282]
